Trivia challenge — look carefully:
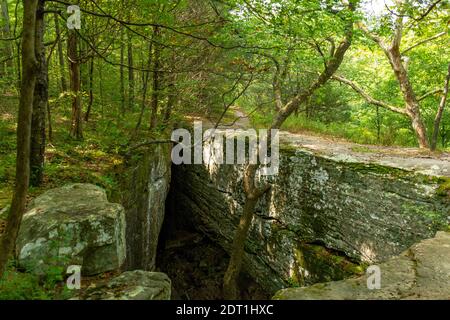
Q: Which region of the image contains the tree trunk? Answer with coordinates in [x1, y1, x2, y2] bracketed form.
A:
[388, 48, 429, 148]
[134, 39, 153, 134]
[431, 63, 450, 151]
[0, 0, 10, 35]
[223, 194, 258, 300]
[1, 0, 14, 73]
[68, 29, 83, 140]
[0, 0, 38, 279]
[127, 30, 134, 111]
[149, 26, 161, 130]
[164, 72, 176, 123]
[47, 100, 52, 142]
[54, 13, 67, 92]
[376, 106, 381, 143]
[99, 62, 105, 116]
[15, 41, 21, 88]
[84, 57, 94, 122]
[30, 0, 47, 187]
[120, 29, 125, 116]
[407, 108, 429, 149]
[440, 123, 447, 148]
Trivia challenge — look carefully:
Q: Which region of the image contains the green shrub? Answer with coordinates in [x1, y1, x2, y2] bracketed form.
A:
[0, 267, 51, 300]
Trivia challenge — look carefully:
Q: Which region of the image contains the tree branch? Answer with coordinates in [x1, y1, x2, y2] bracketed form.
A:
[402, 31, 447, 55]
[413, 0, 444, 22]
[271, 1, 357, 130]
[47, 0, 278, 51]
[357, 22, 388, 52]
[391, 1, 406, 51]
[418, 88, 444, 101]
[125, 140, 174, 156]
[332, 75, 407, 115]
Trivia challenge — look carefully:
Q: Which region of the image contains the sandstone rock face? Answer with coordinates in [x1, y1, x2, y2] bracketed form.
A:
[172, 146, 450, 293]
[78, 270, 171, 300]
[273, 231, 450, 300]
[17, 184, 126, 276]
[120, 144, 171, 271]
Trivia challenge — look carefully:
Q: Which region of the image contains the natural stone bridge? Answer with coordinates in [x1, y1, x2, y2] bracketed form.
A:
[171, 132, 450, 293]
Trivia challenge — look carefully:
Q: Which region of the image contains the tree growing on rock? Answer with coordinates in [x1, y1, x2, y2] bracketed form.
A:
[223, 0, 360, 299]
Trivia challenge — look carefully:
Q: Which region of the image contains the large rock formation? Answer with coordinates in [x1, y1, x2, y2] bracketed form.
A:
[77, 270, 171, 300]
[273, 231, 450, 300]
[171, 140, 450, 293]
[119, 144, 172, 271]
[17, 184, 126, 276]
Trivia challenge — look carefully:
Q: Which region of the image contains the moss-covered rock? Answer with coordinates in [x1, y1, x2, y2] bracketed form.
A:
[76, 270, 171, 300]
[17, 184, 126, 276]
[291, 243, 365, 287]
[273, 231, 450, 300]
[119, 143, 172, 271]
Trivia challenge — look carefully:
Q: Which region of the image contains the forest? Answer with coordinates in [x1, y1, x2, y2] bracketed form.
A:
[0, 0, 449, 302]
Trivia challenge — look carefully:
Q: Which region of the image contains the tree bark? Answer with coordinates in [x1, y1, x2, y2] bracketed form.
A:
[54, 13, 67, 92]
[376, 106, 381, 143]
[223, 195, 258, 300]
[431, 63, 450, 151]
[164, 72, 176, 123]
[15, 41, 21, 88]
[47, 100, 53, 142]
[84, 57, 94, 122]
[271, 54, 290, 112]
[0, 0, 14, 73]
[120, 29, 125, 116]
[387, 46, 429, 148]
[99, 60, 104, 115]
[134, 39, 153, 134]
[30, 0, 47, 187]
[127, 30, 135, 111]
[68, 29, 83, 140]
[149, 26, 161, 130]
[0, 0, 39, 279]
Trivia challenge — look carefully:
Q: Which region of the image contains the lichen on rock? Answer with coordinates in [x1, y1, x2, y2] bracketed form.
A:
[16, 183, 126, 276]
[76, 270, 171, 300]
[273, 231, 450, 300]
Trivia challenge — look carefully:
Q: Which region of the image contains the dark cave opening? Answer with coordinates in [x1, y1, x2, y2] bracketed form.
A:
[155, 164, 269, 300]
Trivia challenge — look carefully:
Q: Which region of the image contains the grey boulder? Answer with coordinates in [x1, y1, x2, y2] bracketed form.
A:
[17, 184, 126, 276]
[77, 270, 171, 300]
